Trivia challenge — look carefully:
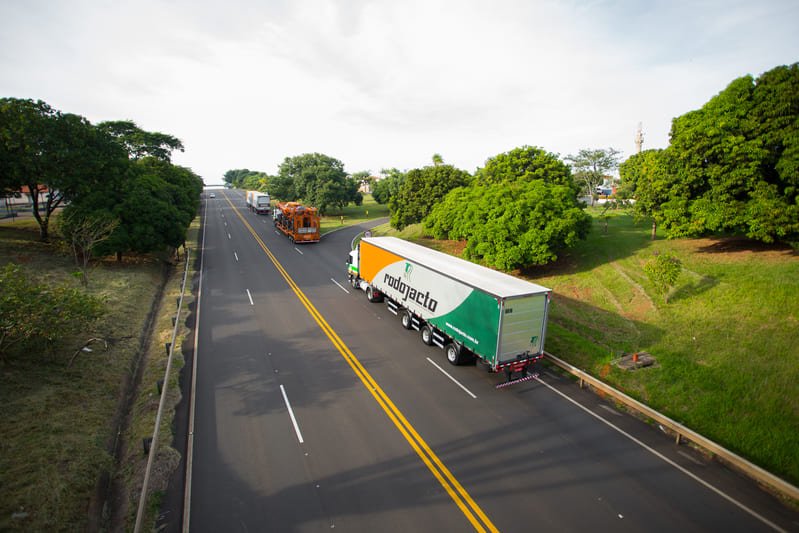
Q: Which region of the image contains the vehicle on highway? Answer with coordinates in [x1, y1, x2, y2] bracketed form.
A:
[246, 190, 271, 214]
[273, 202, 320, 243]
[348, 236, 551, 386]
[209, 192, 216, 198]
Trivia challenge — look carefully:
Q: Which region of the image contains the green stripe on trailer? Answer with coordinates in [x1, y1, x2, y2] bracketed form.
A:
[429, 289, 500, 364]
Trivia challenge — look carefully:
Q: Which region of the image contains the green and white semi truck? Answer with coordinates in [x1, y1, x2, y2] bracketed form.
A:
[347, 236, 551, 387]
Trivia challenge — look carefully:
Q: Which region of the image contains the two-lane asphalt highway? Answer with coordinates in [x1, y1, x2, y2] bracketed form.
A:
[174, 190, 799, 532]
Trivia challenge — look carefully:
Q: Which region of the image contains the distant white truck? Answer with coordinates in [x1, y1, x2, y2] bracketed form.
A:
[347, 236, 552, 387]
[246, 190, 271, 214]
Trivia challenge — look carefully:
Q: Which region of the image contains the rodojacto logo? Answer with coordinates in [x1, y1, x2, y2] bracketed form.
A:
[384, 265, 438, 312]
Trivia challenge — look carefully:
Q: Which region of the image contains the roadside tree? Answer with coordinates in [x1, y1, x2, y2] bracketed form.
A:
[0, 98, 128, 240]
[565, 147, 622, 205]
[424, 147, 590, 270]
[390, 164, 471, 230]
[652, 63, 799, 242]
[372, 168, 405, 205]
[97, 120, 184, 161]
[276, 153, 361, 213]
[618, 149, 674, 239]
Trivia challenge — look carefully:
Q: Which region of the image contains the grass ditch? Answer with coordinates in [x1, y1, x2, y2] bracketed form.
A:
[368, 210, 799, 488]
[116, 216, 200, 530]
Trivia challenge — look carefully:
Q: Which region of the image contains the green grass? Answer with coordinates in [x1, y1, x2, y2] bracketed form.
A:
[319, 194, 389, 234]
[530, 210, 799, 485]
[0, 218, 165, 531]
[369, 209, 799, 487]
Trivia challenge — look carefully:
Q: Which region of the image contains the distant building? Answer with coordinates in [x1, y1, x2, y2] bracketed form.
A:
[358, 175, 381, 194]
[2, 185, 50, 207]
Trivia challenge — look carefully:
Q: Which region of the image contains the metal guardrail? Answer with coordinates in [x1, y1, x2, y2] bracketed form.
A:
[543, 351, 799, 502]
[134, 251, 191, 532]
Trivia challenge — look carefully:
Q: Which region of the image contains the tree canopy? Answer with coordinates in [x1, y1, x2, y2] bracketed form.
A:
[0, 98, 129, 240]
[1, 98, 201, 255]
[372, 168, 406, 205]
[273, 153, 361, 213]
[424, 147, 591, 270]
[97, 120, 184, 161]
[621, 63, 799, 243]
[389, 164, 471, 230]
[224, 168, 271, 191]
[565, 147, 621, 205]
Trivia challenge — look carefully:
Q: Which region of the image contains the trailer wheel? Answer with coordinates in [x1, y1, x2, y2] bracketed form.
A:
[421, 325, 434, 346]
[400, 310, 413, 330]
[445, 343, 463, 365]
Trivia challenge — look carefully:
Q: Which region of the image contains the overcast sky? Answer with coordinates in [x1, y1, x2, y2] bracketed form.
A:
[1, 0, 797, 183]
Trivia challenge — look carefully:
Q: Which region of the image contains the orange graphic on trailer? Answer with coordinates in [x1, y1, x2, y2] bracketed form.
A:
[358, 239, 403, 283]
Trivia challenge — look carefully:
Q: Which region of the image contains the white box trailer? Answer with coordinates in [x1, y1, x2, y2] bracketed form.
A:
[245, 190, 257, 210]
[245, 190, 271, 214]
[253, 192, 271, 214]
[347, 236, 551, 387]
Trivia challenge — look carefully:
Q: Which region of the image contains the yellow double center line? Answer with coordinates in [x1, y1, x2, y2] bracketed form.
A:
[229, 198, 497, 532]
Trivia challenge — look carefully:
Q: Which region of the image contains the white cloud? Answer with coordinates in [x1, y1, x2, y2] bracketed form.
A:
[1, 0, 798, 181]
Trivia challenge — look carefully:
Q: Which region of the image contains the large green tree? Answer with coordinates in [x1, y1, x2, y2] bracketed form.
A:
[618, 149, 674, 239]
[275, 153, 361, 213]
[372, 168, 406, 205]
[0, 98, 128, 240]
[565, 147, 622, 205]
[424, 147, 590, 270]
[475, 145, 578, 191]
[97, 120, 184, 161]
[652, 63, 799, 242]
[389, 164, 471, 229]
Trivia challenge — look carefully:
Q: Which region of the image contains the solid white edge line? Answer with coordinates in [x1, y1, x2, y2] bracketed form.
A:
[426, 357, 477, 399]
[246, 289, 254, 306]
[183, 198, 208, 532]
[294, 247, 303, 255]
[534, 376, 785, 533]
[331, 278, 350, 294]
[280, 384, 304, 444]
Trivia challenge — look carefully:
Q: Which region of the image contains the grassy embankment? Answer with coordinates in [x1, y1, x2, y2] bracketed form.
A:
[319, 194, 389, 234]
[368, 209, 799, 488]
[0, 217, 195, 531]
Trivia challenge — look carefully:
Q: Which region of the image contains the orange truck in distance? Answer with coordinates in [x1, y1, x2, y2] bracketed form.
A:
[273, 202, 321, 243]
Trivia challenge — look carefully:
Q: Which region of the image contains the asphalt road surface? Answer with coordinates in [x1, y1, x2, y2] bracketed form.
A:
[162, 190, 799, 532]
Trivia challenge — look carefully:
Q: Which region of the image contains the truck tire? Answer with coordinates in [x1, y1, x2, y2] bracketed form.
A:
[401, 310, 412, 329]
[366, 286, 382, 303]
[350, 276, 359, 289]
[421, 325, 434, 346]
[445, 343, 463, 365]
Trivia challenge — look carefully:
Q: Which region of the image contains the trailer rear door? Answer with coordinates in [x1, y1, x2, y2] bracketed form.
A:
[497, 294, 548, 363]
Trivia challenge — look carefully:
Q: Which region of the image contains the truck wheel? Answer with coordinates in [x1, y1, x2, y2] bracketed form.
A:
[366, 286, 382, 303]
[401, 310, 412, 330]
[350, 276, 359, 289]
[421, 325, 433, 346]
[445, 343, 462, 365]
